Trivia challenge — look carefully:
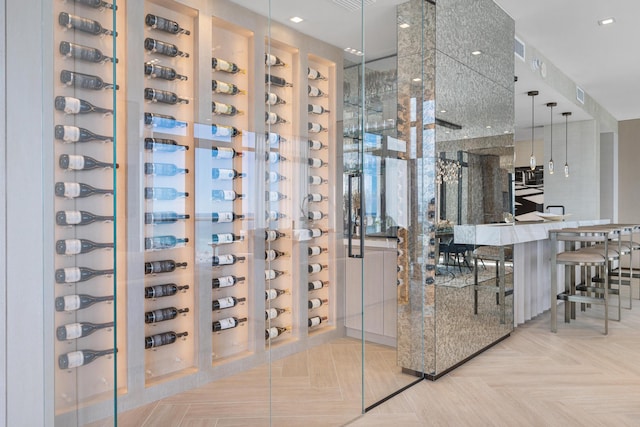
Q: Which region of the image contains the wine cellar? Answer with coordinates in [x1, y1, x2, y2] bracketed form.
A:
[50, 0, 345, 423]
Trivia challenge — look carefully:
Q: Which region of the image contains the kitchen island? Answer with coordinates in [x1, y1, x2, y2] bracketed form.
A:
[455, 219, 609, 326]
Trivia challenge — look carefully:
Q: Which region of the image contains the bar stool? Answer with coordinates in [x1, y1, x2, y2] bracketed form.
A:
[550, 227, 620, 335]
[472, 245, 513, 324]
[607, 224, 640, 307]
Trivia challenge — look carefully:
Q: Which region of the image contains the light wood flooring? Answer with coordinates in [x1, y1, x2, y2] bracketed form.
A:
[111, 298, 640, 427]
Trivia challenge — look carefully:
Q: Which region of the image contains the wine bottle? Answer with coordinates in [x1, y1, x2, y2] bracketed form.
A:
[265, 152, 286, 163]
[265, 54, 286, 67]
[212, 275, 245, 289]
[307, 211, 326, 221]
[265, 269, 285, 280]
[212, 255, 246, 266]
[307, 193, 328, 202]
[265, 288, 286, 301]
[265, 326, 288, 340]
[308, 122, 328, 133]
[212, 296, 246, 310]
[55, 266, 114, 284]
[56, 210, 113, 226]
[211, 212, 245, 223]
[144, 162, 188, 176]
[145, 331, 188, 349]
[308, 158, 327, 168]
[266, 132, 286, 146]
[308, 246, 327, 256]
[144, 112, 187, 128]
[55, 96, 112, 115]
[265, 249, 286, 261]
[265, 230, 285, 242]
[145, 307, 189, 324]
[308, 85, 327, 97]
[144, 63, 188, 81]
[265, 308, 287, 320]
[309, 139, 325, 150]
[265, 112, 287, 125]
[144, 187, 188, 200]
[308, 104, 329, 114]
[144, 38, 189, 58]
[308, 298, 328, 309]
[307, 67, 327, 81]
[58, 12, 116, 36]
[71, 0, 116, 10]
[145, 235, 189, 250]
[212, 101, 242, 116]
[55, 294, 113, 312]
[56, 239, 113, 255]
[212, 190, 243, 201]
[308, 228, 326, 238]
[212, 57, 243, 74]
[212, 79, 243, 95]
[144, 138, 188, 152]
[211, 146, 241, 159]
[212, 168, 245, 180]
[308, 316, 328, 327]
[144, 88, 189, 105]
[212, 317, 247, 332]
[59, 348, 116, 369]
[266, 191, 287, 202]
[212, 124, 241, 138]
[145, 283, 189, 299]
[145, 211, 190, 224]
[55, 182, 113, 199]
[265, 74, 293, 87]
[59, 154, 117, 171]
[308, 175, 327, 185]
[308, 263, 328, 274]
[266, 171, 286, 183]
[57, 321, 114, 341]
[55, 125, 112, 143]
[308, 280, 329, 291]
[144, 260, 187, 274]
[211, 233, 243, 245]
[266, 210, 286, 221]
[265, 92, 286, 105]
[145, 13, 190, 35]
[60, 70, 118, 90]
[59, 41, 117, 64]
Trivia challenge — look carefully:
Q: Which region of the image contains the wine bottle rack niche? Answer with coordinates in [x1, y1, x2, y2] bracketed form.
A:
[305, 54, 333, 334]
[52, 0, 126, 414]
[208, 17, 252, 361]
[264, 39, 298, 347]
[142, 0, 196, 383]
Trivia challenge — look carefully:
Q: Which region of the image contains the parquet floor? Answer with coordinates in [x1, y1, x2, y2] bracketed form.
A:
[112, 296, 640, 427]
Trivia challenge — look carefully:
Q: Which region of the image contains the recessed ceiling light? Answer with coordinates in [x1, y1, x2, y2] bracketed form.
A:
[486, 125, 492, 129]
[412, 77, 422, 82]
[344, 47, 364, 56]
[504, 130, 510, 134]
[399, 23, 410, 29]
[598, 17, 615, 26]
[290, 16, 304, 23]
[471, 50, 482, 56]
[445, 130, 451, 134]
[440, 110, 446, 113]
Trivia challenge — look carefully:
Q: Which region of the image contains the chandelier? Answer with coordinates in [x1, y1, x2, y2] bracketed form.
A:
[436, 158, 461, 184]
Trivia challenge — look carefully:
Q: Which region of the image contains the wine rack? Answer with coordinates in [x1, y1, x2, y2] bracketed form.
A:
[206, 16, 253, 361]
[264, 39, 298, 347]
[142, 0, 196, 383]
[305, 54, 333, 334]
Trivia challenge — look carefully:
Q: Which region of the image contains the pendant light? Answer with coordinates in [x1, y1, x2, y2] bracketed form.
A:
[562, 111, 572, 177]
[528, 91, 539, 170]
[546, 102, 557, 174]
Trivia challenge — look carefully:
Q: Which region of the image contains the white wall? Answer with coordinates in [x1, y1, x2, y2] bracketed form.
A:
[544, 120, 600, 220]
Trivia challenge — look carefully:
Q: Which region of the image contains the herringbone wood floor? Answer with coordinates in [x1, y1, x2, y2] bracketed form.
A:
[109, 297, 640, 427]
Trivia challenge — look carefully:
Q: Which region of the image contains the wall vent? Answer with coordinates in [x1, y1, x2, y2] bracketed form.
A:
[576, 86, 585, 104]
[332, 0, 376, 12]
[514, 36, 525, 61]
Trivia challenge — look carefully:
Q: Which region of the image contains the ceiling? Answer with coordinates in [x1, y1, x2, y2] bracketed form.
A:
[229, 0, 639, 140]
